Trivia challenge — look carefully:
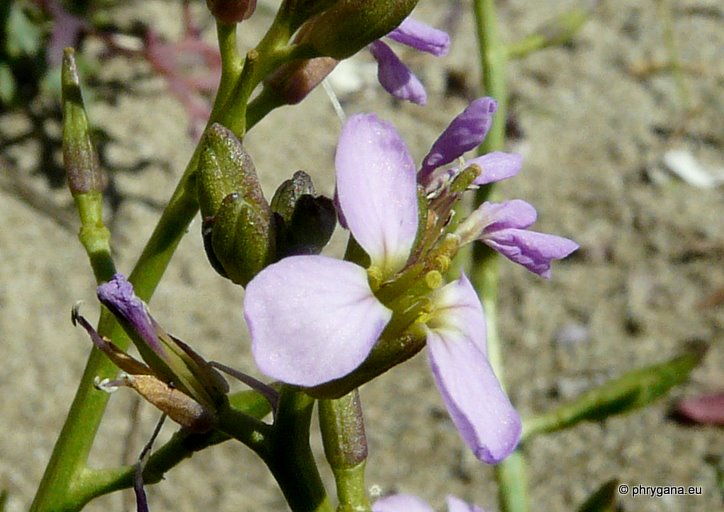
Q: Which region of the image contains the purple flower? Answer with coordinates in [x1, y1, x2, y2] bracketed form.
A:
[373, 493, 485, 512]
[370, 17, 450, 105]
[456, 200, 579, 278]
[244, 100, 533, 463]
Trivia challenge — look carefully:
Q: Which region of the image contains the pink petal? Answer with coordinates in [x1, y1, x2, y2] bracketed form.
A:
[373, 494, 434, 512]
[244, 255, 391, 386]
[336, 113, 419, 275]
[370, 41, 427, 105]
[386, 17, 450, 57]
[426, 276, 521, 463]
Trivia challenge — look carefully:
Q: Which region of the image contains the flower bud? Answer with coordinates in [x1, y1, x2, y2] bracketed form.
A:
[206, 192, 275, 285]
[282, 0, 341, 32]
[297, 0, 419, 59]
[198, 124, 275, 286]
[262, 57, 338, 105]
[319, 390, 368, 469]
[206, 0, 257, 24]
[271, 171, 336, 256]
[61, 48, 104, 197]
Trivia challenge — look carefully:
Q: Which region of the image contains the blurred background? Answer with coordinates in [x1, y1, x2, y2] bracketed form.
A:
[1, 0, 722, 510]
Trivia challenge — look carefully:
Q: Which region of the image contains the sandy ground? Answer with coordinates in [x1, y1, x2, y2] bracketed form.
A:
[1, 1, 722, 511]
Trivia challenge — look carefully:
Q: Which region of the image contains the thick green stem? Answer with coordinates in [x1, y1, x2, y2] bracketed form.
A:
[265, 387, 333, 512]
[472, 2, 528, 512]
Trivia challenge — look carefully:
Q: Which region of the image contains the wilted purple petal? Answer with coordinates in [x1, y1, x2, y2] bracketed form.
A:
[97, 274, 166, 358]
[446, 496, 485, 512]
[373, 493, 434, 512]
[387, 17, 450, 57]
[419, 98, 497, 180]
[426, 275, 521, 463]
[244, 255, 392, 386]
[336, 113, 419, 275]
[370, 41, 427, 105]
[468, 152, 523, 185]
[483, 228, 579, 279]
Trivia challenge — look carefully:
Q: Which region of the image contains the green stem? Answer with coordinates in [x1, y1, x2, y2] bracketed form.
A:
[265, 387, 333, 512]
[32, 20, 249, 512]
[472, 2, 528, 512]
[61, 389, 272, 507]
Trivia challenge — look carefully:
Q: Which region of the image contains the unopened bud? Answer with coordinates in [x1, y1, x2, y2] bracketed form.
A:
[198, 124, 275, 285]
[298, 0, 419, 59]
[271, 171, 336, 256]
[282, 0, 341, 32]
[263, 57, 338, 105]
[206, 192, 275, 285]
[62, 48, 104, 197]
[198, 123, 266, 219]
[319, 390, 368, 469]
[206, 0, 257, 24]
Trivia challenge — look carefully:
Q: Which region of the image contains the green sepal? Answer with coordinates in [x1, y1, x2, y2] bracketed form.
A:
[197, 123, 275, 285]
[280, 0, 341, 33]
[271, 170, 316, 224]
[209, 192, 275, 286]
[299, 0, 419, 59]
[197, 123, 266, 219]
[522, 341, 708, 441]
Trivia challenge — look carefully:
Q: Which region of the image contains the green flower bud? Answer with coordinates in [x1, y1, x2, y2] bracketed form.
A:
[207, 192, 275, 285]
[281, 0, 341, 32]
[198, 123, 274, 286]
[297, 0, 419, 59]
[262, 57, 338, 106]
[319, 390, 368, 470]
[61, 48, 104, 197]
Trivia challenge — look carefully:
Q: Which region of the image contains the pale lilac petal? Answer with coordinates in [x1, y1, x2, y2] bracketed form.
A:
[373, 493, 434, 512]
[446, 496, 485, 512]
[387, 17, 450, 57]
[370, 41, 427, 105]
[244, 255, 392, 386]
[97, 274, 166, 358]
[479, 199, 537, 231]
[419, 98, 497, 180]
[467, 152, 523, 185]
[336, 113, 419, 274]
[482, 228, 579, 279]
[454, 200, 536, 251]
[426, 276, 521, 463]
